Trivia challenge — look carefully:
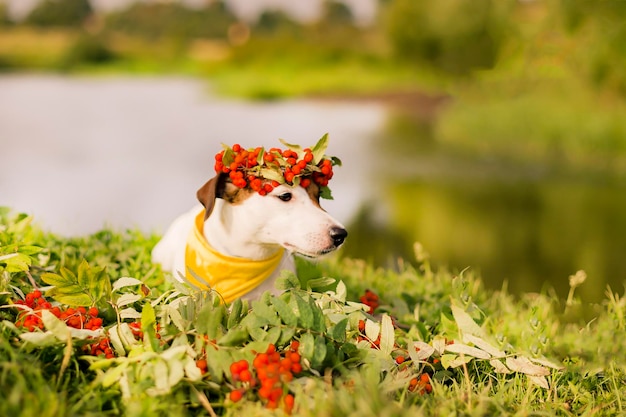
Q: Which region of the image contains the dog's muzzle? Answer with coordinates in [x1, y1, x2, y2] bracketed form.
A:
[330, 227, 348, 247]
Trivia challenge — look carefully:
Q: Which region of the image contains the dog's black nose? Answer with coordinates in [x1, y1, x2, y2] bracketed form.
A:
[330, 227, 348, 247]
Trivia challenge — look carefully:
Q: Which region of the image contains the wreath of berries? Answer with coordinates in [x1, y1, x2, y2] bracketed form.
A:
[213, 134, 340, 199]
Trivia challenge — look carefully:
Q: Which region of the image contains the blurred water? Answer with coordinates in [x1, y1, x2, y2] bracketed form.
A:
[0, 74, 383, 235]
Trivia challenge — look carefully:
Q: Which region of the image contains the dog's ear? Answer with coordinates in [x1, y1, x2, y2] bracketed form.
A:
[196, 174, 227, 219]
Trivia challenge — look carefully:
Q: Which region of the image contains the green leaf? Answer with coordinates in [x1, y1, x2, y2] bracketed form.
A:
[330, 318, 348, 343]
[141, 302, 156, 333]
[19, 331, 59, 346]
[274, 270, 300, 290]
[450, 304, 485, 338]
[184, 356, 203, 381]
[196, 302, 225, 339]
[463, 333, 506, 357]
[265, 326, 282, 345]
[112, 277, 144, 292]
[409, 341, 435, 362]
[306, 277, 336, 290]
[279, 138, 303, 155]
[441, 353, 472, 369]
[0, 253, 32, 272]
[227, 298, 243, 329]
[164, 305, 187, 332]
[379, 314, 395, 355]
[277, 326, 296, 346]
[256, 146, 266, 165]
[41, 261, 110, 307]
[77, 259, 91, 287]
[319, 186, 334, 200]
[41, 272, 73, 288]
[141, 303, 160, 351]
[153, 360, 170, 394]
[221, 145, 234, 167]
[271, 296, 298, 327]
[294, 294, 314, 329]
[300, 332, 315, 362]
[206, 304, 226, 340]
[218, 327, 250, 347]
[310, 297, 326, 333]
[311, 335, 328, 369]
[505, 356, 550, 376]
[364, 319, 380, 342]
[41, 309, 70, 341]
[251, 299, 279, 326]
[49, 290, 93, 307]
[116, 293, 142, 308]
[260, 167, 285, 183]
[445, 342, 491, 359]
[311, 133, 329, 164]
[248, 325, 267, 341]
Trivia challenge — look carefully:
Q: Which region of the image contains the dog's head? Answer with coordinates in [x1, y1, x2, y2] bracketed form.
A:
[197, 173, 347, 257]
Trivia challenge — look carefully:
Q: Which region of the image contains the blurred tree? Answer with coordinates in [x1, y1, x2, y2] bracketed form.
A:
[554, 0, 626, 95]
[24, 0, 92, 28]
[61, 34, 116, 69]
[253, 9, 299, 34]
[104, 1, 237, 41]
[384, 0, 515, 75]
[0, 1, 11, 26]
[321, 1, 355, 27]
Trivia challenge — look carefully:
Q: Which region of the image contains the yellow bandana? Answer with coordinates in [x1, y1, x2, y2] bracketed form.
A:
[184, 211, 285, 303]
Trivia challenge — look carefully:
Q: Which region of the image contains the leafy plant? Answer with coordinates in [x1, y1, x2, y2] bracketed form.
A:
[1, 208, 625, 416]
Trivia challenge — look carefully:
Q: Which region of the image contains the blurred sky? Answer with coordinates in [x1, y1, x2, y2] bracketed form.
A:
[4, 0, 378, 25]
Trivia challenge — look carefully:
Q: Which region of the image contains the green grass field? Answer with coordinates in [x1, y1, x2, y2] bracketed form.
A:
[1, 207, 624, 417]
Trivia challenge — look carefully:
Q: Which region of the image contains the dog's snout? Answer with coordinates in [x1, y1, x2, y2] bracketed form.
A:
[330, 227, 348, 247]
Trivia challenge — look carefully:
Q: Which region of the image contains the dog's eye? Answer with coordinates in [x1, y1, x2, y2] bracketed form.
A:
[277, 192, 292, 202]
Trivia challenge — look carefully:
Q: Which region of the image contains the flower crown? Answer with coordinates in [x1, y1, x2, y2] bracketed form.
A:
[214, 134, 341, 199]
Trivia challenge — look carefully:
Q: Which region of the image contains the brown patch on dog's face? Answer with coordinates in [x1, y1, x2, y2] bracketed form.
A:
[305, 182, 322, 208]
[197, 174, 253, 219]
[222, 181, 253, 205]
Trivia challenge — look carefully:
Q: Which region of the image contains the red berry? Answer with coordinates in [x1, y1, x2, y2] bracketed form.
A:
[290, 362, 302, 374]
[229, 389, 243, 402]
[290, 340, 300, 352]
[240, 369, 253, 382]
[196, 359, 208, 372]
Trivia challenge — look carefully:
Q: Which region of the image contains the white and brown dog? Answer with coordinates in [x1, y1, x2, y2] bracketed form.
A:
[151, 173, 347, 302]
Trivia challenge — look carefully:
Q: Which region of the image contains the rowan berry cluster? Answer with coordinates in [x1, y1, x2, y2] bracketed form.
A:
[360, 289, 380, 314]
[214, 143, 336, 197]
[14, 290, 116, 359]
[409, 373, 433, 394]
[82, 337, 115, 359]
[14, 290, 103, 331]
[228, 341, 301, 414]
[14, 290, 50, 331]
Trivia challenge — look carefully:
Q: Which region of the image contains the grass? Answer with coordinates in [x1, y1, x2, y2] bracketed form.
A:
[1, 208, 625, 416]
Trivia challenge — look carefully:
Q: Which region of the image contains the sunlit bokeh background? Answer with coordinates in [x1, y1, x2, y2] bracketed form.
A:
[2, 0, 626, 304]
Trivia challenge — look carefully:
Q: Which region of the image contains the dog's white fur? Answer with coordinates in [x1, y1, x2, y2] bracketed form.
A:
[152, 177, 346, 300]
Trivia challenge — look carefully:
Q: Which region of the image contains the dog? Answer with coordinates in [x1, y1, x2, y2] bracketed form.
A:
[152, 171, 347, 302]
